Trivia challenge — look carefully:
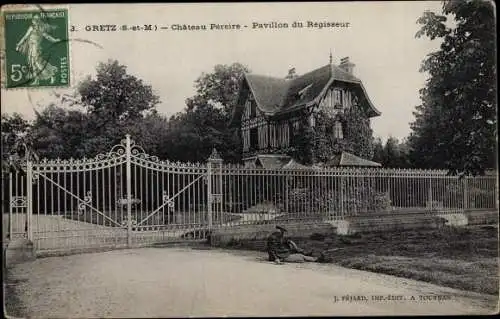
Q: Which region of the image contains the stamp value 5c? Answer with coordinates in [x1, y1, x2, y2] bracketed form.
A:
[3, 8, 70, 88]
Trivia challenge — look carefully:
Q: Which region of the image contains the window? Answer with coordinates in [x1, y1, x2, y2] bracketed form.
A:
[250, 100, 256, 118]
[343, 90, 351, 108]
[245, 100, 250, 118]
[245, 95, 256, 119]
[288, 122, 294, 136]
[333, 89, 343, 109]
[298, 84, 313, 99]
[276, 125, 281, 147]
[352, 94, 359, 107]
[250, 127, 259, 150]
[334, 121, 343, 139]
[309, 114, 315, 127]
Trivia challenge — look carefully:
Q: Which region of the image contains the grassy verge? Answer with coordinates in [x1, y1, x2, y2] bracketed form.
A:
[215, 225, 499, 295]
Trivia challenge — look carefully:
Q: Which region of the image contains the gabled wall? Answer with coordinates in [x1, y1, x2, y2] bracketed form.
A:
[317, 83, 359, 117]
[241, 91, 267, 154]
[239, 80, 374, 160]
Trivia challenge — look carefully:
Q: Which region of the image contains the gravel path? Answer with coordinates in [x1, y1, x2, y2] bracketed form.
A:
[6, 248, 498, 317]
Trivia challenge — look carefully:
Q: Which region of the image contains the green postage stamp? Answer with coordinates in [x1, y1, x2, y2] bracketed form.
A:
[3, 8, 70, 88]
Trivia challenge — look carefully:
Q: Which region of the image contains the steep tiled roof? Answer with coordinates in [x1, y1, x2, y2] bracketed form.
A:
[245, 74, 288, 113]
[246, 153, 380, 169]
[327, 151, 382, 167]
[280, 65, 332, 111]
[253, 154, 291, 169]
[281, 159, 321, 170]
[233, 63, 380, 124]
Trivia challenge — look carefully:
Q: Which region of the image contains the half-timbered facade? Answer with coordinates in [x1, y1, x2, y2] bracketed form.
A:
[232, 57, 382, 168]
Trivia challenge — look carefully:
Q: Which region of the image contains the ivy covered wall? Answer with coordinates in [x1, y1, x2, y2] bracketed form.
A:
[287, 106, 374, 165]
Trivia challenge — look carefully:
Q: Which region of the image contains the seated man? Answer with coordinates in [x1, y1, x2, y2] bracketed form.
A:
[266, 226, 321, 264]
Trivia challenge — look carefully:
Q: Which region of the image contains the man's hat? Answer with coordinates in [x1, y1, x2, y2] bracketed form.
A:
[276, 226, 287, 232]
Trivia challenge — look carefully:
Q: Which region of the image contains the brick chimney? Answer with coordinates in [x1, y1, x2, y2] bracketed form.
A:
[339, 57, 355, 74]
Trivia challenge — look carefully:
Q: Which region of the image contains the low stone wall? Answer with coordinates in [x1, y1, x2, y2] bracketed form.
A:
[4, 238, 36, 268]
[209, 210, 499, 248]
[330, 210, 498, 235]
[332, 214, 447, 235]
[208, 222, 337, 250]
[465, 210, 499, 225]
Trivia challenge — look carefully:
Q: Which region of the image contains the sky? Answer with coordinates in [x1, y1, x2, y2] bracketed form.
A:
[1, 2, 444, 142]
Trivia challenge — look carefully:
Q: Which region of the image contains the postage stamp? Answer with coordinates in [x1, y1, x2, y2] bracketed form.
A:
[0, 2, 498, 318]
[3, 8, 70, 88]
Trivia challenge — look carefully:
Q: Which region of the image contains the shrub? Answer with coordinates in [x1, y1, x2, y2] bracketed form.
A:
[286, 180, 392, 217]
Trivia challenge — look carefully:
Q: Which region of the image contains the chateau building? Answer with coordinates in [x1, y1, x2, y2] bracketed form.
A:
[231, 55, 382, 168]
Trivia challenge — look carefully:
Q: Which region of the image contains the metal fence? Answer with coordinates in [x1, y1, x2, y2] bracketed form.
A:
[215, 166, 497, 223]
[3, 135, 498, 253]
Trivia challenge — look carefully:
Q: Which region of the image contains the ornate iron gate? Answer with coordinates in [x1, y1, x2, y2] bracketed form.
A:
[4, 168, 28, 241]
[126, 138, 216, 244]
[6, 135, 223, 253]
[7, 134, 495, 254]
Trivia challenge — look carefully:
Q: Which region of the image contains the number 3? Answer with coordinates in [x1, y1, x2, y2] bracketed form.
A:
[11, 64, 24, 82]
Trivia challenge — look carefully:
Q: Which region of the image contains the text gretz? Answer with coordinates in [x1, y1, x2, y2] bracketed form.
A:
[81, 21, 351, 32]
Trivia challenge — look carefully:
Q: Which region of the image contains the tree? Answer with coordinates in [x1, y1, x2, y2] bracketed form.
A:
[397, 138, 412, 168]
[288, 116, 315, 165]
[342, 106, 374, 160]
[78, 60, 160, 151]
[385, 136, 403, 168]
[372, 137, 384, 164]
[408, 0, 496, 176]
[186, 63, 249, 117]
[371, 136, 411, 168]
[1, 113, 31, 173]
[166, 63, 249, 163]
[160, 106, 233, 163]
[126, 112, 171, 158]
[29, 105, 89, 159]
[79, 60, 160, 121]
[1, 113, 30, 157]
[28, 60, 163, 158]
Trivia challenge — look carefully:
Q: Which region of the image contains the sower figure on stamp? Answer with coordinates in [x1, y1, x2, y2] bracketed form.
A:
[266, 226, 324, 264]
[15, 14, 60, 85]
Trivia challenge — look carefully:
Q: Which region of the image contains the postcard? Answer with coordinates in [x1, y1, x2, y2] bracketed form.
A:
[2, 2, 498, 318]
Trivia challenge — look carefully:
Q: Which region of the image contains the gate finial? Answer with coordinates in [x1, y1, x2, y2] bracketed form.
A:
[208, 148, 223, 163]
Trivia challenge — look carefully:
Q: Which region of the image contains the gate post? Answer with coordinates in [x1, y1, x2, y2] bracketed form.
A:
[26, 157, 33, 242]
[125, 135, 132, 247]
[207, 159, 212, 229]
[207, 148, 223, 230]
[8, 169, 13, 240]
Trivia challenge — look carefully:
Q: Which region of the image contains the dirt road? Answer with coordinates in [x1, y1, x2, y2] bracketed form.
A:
[5, 248, 498, 317]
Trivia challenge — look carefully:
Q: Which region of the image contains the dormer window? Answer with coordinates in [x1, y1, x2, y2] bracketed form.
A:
[333, 89, 343, 109]
[298, 84, 313, 100]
